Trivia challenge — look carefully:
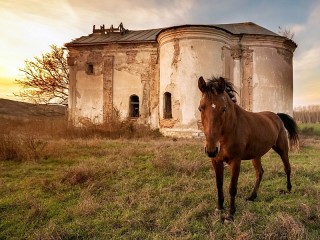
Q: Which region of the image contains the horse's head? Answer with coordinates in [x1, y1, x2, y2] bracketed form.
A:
[198, 76, 230, 158]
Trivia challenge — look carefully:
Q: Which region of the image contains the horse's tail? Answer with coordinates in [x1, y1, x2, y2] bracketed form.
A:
[277, 113, 299, 148]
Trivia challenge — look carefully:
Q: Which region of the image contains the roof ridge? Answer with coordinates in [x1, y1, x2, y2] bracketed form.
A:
[66, 22, 283, 46]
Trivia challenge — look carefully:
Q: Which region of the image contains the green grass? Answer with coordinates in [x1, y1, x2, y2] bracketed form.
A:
[0, 138, 319, 239]
[299, 123, 320, 137]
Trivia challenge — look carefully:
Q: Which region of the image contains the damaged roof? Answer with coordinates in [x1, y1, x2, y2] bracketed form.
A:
[66, 22, 281, 46]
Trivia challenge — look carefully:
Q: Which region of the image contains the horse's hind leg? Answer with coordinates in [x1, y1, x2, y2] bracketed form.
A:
[272, 131, 292, 192]
[246, 157, 264, 201]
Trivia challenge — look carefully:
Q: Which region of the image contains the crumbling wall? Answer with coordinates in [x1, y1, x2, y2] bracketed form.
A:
[158, 26, 229, 137]
[67, 25, 296, 137]
[67, 42, 159, 127]
[241, 47, 254, 111]
[111, 43, 159, 125]
[252, 46, 294, 115]
[103, 56, 114, 122]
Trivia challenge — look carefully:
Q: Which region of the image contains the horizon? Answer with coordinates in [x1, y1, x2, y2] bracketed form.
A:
[0, 0, 319, 107]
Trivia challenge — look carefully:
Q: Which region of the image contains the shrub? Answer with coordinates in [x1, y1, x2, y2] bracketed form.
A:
[0, 133, 47, 162]
[300, 127, 315, 136]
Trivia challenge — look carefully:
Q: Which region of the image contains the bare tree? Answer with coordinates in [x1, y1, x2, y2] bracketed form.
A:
[294, 105, 320, 123]
[15, 45, 68, 104]
[278, 26, 295, 40]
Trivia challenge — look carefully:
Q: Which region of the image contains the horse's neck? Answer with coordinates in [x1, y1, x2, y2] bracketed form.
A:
[222, 97, 239, 132]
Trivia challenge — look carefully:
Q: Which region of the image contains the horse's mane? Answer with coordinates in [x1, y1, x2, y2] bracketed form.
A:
[206, 77, 238, 103]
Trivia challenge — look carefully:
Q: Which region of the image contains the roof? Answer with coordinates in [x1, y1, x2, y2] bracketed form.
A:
[214, 22, 279, 36]
[67, 28, 163, 46]
[65, 22, 281, 47]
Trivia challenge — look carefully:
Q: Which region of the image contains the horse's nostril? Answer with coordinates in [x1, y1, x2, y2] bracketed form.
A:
[207, 147, 219, 158]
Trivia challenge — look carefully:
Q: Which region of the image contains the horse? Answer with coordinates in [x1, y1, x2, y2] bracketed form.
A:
[197, 76, 299, 222]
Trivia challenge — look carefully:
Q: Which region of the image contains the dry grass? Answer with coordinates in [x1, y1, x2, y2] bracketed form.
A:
[70, 190, 101, 217]
[0, 118, 320, 239]
[0, 116, 161, 163]
[32, 222, 67, 240]
[152, 150, 206, 175]
[263, 213, 307, 240]
[0, 133, 47, 162]
[61, 164, 95, 185]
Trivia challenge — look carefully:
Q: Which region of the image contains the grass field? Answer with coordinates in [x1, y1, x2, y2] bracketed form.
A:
[299, 123, 320, 137]
[1, 125, 320, 239]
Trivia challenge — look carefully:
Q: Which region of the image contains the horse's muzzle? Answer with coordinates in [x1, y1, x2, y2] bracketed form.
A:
[205, 146, 219, 158]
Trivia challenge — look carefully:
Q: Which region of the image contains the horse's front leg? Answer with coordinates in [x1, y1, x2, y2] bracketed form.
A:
[226, 159, 241, 222]
[211, 159, 224, 212]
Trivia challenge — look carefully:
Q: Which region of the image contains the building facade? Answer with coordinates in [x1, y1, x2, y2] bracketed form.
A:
[65, 22, 297, 137]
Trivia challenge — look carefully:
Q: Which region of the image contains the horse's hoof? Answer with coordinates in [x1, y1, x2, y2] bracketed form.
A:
[246, 196, 256, 201]
[224, 215, 234, 224]
[279, 189, 290, 195]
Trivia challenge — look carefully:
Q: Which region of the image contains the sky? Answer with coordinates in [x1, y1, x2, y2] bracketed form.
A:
[0, 0, 319, 107]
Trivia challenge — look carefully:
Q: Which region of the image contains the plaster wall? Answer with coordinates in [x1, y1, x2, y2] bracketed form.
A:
[252, 46, 293, 115]
[75, 71, 104, 124]
[67, 43, 159, 127]
[113, 69, 142, 118]
[67, 50, 106, 125]
[158, 27, 230, 136]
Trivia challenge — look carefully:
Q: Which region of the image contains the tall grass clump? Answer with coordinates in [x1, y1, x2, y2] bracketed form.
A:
[0, 113, 162, 141]
[0, 133, 47, 162]
[64, 120, 162, 140]
[0, 133, 23, 161]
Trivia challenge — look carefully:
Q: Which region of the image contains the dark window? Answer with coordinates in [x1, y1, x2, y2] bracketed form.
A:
[86, 63, 94, 74]
[164, 92, 172, 119]
[129, 95, 139, 118]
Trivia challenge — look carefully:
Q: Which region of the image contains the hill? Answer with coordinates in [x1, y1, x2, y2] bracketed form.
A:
[0, 98, 65, 119]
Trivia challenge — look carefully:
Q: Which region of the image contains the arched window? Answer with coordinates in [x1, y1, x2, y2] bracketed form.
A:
[86, 63, 94, 74]
[129, 95, 139, 118]
[164, 92, 172, 119]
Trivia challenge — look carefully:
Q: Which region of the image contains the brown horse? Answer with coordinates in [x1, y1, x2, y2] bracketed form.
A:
[198, 76, 299, 222]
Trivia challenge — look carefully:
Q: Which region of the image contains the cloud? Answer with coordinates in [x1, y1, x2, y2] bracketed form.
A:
[64, 0, 195, 29]
[0, 0, 319, 106]
[0, 0, 84, 78]
[291, 1, 320, 106]
[293, 46, 320, 106]
[290, 24, 305, 36]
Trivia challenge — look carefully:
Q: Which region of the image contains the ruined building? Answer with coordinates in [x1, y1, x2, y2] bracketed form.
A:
[65, 22, 297, 137]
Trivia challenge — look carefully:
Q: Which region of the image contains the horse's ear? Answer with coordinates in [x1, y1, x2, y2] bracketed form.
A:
[217, 77, 226, 94]
[198, 76, 207, 93]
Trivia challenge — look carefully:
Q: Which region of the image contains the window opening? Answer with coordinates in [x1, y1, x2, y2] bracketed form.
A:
[129, 95, 139, 118]
[86, 63, 94, 74]
[164, 92, 172, 119]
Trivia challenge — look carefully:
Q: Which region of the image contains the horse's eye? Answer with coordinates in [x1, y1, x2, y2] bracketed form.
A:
[222, 106, 227, 112]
